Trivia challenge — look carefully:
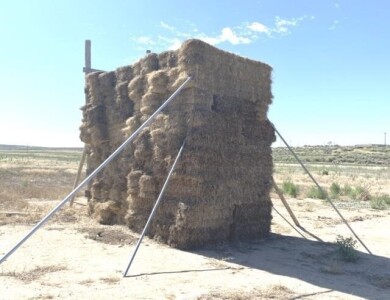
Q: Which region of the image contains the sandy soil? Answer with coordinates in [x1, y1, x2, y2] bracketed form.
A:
[1, 197, 389, 300]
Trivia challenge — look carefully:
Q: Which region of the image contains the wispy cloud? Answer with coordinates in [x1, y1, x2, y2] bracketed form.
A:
[160, 21, 175, 32]
[132, 36, 156, 46]
[196, 27, 252, 46]
[157, 35, 182, 50]
[131, 16, 314, 51]
[274, 15, 315, 34]
[247, 22, 270, 34]
[329, 20, 339, 30]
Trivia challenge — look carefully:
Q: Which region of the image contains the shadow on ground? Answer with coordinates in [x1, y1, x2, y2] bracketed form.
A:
[193, 234, 390, 299]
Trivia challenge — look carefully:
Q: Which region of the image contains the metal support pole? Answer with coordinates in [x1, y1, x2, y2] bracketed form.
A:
[123, 140, 186, 277]
[272, 178, 301, 227]
[273, 125, 372, 255]
[272, 206, 306, 239]
[0, 76, 192, 265]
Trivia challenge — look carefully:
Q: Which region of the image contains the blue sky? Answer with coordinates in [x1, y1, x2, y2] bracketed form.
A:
[0, 0, 388, 147]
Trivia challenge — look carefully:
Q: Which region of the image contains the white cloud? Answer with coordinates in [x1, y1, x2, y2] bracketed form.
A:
[248, 22, 270, 34]
[131, 16, 313, 53]
[220, 27, 252, 45]
[160, 21, 175, 32]
[158, 36, 182, 50]
[168, 38, 182, 50]
[195, 27, 252, 46]
[132, 36, 155, 45]
[273, 16, 314, 34]
[197, 34, 220, 46]
[274, 16, 299, 33]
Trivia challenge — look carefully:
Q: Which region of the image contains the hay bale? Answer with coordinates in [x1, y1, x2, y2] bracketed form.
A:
[80, 39, 275, 248]
[147, 71, 169, 94]
[128, 75, 145, 101]
[93, 200, 122, 225]
[116, 66, 133, 82]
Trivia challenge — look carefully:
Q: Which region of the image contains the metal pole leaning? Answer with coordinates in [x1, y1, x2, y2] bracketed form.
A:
[123, 140, 186, 277]
[272, 125, 372, 255]
[272, 178, 301, 227]
[69, 148, 86, 206]
[0, 76, 192, 265]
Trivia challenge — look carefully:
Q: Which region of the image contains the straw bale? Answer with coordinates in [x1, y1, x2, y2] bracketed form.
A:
[139, 105, 155, 116]
[140, 53, 159, 75]
[139, 175, 157, 194]
[147, 70, 169, 94]
[158, 51, 178, 69]
[93, 200, 122, 225]
[115, 81, 129, 101]
[116, 66, 133, 82]
[81, 39, 275, 249]
[141, 92, 164, 107]
[128, 75, 145, 101]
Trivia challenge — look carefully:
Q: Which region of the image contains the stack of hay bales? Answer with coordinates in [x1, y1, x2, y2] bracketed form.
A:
[80, 39, 275, 249]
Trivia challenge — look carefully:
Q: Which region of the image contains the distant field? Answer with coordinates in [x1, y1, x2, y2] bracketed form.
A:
[272, 145, 390, 206]
[0, 144, 388, 217]
[0, 145, 83, 224]
[2, 144, 388, 165]
[0, 145, 83, 163]
[272, 145, 390, 166]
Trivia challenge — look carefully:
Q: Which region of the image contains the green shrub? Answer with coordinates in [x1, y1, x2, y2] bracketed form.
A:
[351, 186, 371, 201]
[370, 196, 388, 210]
[282, 181, 300, 198]
[321, 169, 329, 175]
[330, 182, 341, 199]
[307, 186, 328, 199]
[342, 184, 353, 196]
[342, 185, 371, 201]
[336, 235, 358, 262]
[375, 194, 390, 205]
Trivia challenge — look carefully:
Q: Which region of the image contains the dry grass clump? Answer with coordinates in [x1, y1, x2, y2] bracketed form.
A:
[197, 285, 295, 299]
[100, 276, 121, 284]
[0, 265, 67, 282]
[0, 192, 29, 211]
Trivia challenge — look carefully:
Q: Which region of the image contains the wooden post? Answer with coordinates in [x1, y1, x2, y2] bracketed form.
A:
[85, 40, 91, 71]
[69, 149, 86, 206]
[272, 178, 301, 227]
[70, 40, 92, 207]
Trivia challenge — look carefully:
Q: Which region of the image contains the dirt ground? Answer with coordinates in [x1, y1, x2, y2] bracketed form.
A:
[1, 195, 389, 300]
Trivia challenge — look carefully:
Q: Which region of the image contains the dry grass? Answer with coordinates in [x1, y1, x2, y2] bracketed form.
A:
[100, 276, 121, 284]
[0, 265, 67, 282]
[197, 284, 295, 299]
[0, 147, 83, 225]
[78, 279, 95, 286]
[274, 162, 389, 205]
